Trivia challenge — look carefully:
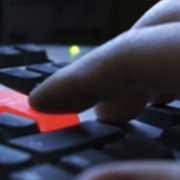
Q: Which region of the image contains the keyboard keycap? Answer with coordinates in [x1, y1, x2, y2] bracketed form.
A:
[137, 105, 180, 128]
[0, 90, 79, 132]
[53, 61, 71, 68]
[0, 112, 39, 142]
[0, 47, 23, 68]
[9, 164, 72, 180]
[156, 125, 180, 151]
[0, 68, 43, 94]
[15, 44, 49, 64]
[60, 149, 116, 174]
[9, 121, 123, 162]
[104, 136, 175, 160]
[27, 63, 59, 79]
[0, 145, 32, 175]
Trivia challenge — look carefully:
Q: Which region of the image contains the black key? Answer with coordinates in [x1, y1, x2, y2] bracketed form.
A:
[60, 149, 116, 174]
[0, 47, 23, 68]
[15, 44, 49, 64]
[27, 63, 59, 79]
[0, 145, 32, 176]
[0, 112, 39, 143]
[53, 61, 71, 68]
[104, 136, 175, 160]
[9, 121, 123, 162]
[9, 164, 72, 180]
[136, 105, 180, 128]
[156, 125, 180, 151]
[0, 68, 43, 94]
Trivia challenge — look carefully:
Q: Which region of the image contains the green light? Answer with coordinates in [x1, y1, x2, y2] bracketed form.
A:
[69, 45, 81, 56]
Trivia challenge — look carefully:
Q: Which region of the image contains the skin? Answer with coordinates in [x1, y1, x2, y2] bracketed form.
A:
[29, 0, 180, 179]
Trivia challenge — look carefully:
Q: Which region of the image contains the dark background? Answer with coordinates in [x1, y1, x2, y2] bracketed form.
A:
[0, 0, 159, 45]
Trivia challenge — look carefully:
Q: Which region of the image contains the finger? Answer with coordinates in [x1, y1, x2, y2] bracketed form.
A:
[95, 90, 177, 124]
[132, 0, 180, 28]
[94, 0, 180, 124]
[95, 88, 150, 124]
[29, 22, 180, 113]
[125, 23, 180, 93]
[131, 0, 180, 106]
[150, 92, 179, 104]
[74, 161, 180, 180]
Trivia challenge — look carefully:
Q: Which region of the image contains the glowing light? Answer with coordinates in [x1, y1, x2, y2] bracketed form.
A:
[69, 45, 81, 56]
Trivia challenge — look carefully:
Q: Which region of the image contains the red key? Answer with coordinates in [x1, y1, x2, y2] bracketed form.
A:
[0, 89, 79, 132]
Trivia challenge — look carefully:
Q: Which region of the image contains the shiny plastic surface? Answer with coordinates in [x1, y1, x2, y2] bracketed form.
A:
[0, 89, 79, 132]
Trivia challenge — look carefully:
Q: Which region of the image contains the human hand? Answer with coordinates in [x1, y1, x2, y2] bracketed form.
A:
[29, 0, 180, 179]
[29, 0, 180, 123]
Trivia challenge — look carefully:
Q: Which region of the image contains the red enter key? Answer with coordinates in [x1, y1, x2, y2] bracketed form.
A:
[0, 89, 79, 132]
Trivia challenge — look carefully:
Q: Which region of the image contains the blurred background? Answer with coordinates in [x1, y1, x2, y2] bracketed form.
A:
[0, 0, 159, 45]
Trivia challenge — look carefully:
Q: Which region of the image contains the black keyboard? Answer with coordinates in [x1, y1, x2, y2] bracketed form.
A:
[0, 44, 180, 180]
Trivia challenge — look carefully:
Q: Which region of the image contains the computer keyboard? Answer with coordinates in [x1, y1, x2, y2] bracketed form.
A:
[0, 43, 179, 180]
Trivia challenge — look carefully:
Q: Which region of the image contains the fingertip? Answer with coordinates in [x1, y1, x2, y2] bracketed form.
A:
[95, 89, 150, 125]
[28, 86, 49, 112]
[149, 93, 178, 105]
[28, 75, 97, 114]
[28, 78, 66, 113]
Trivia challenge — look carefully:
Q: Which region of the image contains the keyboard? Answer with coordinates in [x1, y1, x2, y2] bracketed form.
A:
[0, 44, 180, 180]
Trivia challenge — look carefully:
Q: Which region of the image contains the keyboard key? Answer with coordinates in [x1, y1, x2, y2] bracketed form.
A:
[0, 112, 39, 143]
[104, 136, 175, 160]
[0, 47, 23, 68]
[0, 68, 43, 94]
[2, 44, 180, 179]
[60, 149, 116, 174]
[27, 63, 59, 79]
[156, 125, 180, 151]
[15, 44, 49, 64]
[0, 90, 79, 132]
[136, 105, 180, 128]
[0, 145, 32, 175]
[53, 61, 71, 68]
[9, 121, 123, 162]
[9, 164, 72, 180]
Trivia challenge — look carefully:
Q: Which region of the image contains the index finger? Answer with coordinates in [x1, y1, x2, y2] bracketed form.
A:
[29, 22, 180, 113]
